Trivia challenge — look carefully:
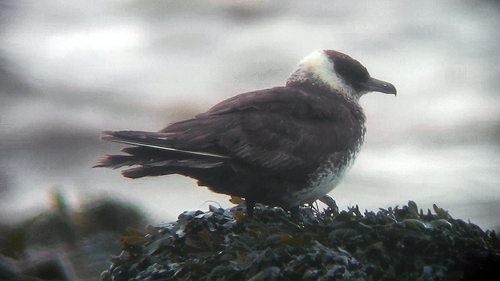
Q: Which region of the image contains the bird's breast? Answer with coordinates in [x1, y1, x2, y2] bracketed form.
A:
[284, 128, 365, 206]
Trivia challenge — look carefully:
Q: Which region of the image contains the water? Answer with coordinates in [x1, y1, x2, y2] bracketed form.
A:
[1, 0, 499, 229]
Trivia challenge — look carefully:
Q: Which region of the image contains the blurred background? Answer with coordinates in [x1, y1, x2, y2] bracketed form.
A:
[1, 0, 499, 231]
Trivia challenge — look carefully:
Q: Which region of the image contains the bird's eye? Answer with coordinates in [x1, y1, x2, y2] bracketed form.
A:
[333, 57, 370, 86]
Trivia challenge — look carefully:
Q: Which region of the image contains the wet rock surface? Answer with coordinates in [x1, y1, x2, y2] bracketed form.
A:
[101, 202, 500, 280]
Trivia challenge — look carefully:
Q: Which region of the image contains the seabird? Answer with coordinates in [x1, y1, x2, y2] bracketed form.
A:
[94, 49, 396, 217]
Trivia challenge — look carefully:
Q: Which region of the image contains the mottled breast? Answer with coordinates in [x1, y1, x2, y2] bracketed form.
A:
[285, 122, 366, 206]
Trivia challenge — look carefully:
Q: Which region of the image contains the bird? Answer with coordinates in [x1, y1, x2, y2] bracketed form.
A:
[94, 49, 396, 217]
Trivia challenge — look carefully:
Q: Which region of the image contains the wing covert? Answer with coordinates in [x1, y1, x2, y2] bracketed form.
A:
[162, 87, 362, 176]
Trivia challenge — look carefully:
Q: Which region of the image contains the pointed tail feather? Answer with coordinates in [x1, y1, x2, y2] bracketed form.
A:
[121, 166, 171, 179]
[93, 155, 136, 169]
[94, 130, 229, 179]
[100, 130, 230, 159]
[119, 159, 225, 179]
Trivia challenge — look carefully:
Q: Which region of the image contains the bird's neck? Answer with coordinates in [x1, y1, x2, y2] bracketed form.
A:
[286, 78, 360, 104]
[286, 73, 360, 103]
[286, 79, 366, 126]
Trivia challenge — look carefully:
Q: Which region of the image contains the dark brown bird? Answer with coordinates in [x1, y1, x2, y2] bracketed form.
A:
[94, 50, 396, 217]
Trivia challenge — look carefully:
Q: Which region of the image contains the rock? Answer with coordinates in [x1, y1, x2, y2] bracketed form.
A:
[101, 201, 500, 281]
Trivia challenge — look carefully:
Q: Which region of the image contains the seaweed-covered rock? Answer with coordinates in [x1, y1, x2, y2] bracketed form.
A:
[101, 202, 500, 281]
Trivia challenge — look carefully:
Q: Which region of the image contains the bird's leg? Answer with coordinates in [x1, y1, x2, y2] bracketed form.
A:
[245, 198, 255, 218]
[319, 194, 339, 215]
[290, 206, 301, 221]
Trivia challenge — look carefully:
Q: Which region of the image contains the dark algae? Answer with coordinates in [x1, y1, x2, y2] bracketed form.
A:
[102, 201, 500, 280]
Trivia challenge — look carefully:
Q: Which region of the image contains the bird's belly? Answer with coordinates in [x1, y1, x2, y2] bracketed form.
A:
[285, 150, 358, 206]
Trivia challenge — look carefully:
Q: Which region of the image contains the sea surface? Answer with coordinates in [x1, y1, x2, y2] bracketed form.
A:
[1, 0, 499, 230]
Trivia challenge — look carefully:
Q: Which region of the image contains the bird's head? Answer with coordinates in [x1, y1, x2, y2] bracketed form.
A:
[287, 49, 397, 101]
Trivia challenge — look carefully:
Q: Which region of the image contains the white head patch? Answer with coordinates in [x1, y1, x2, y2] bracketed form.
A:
[287, 50, 356, 99]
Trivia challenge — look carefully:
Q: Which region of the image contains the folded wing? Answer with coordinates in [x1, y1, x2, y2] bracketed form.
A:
[95, 87, 360, 180]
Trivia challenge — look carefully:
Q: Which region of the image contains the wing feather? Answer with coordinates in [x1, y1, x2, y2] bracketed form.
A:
[159, 87, 361, 175]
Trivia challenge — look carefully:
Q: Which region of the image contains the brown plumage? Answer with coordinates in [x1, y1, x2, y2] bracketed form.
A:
[94, 49, 396, 217]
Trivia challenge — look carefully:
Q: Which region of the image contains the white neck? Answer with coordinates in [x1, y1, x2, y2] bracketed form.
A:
[287, 50, 358, 100]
